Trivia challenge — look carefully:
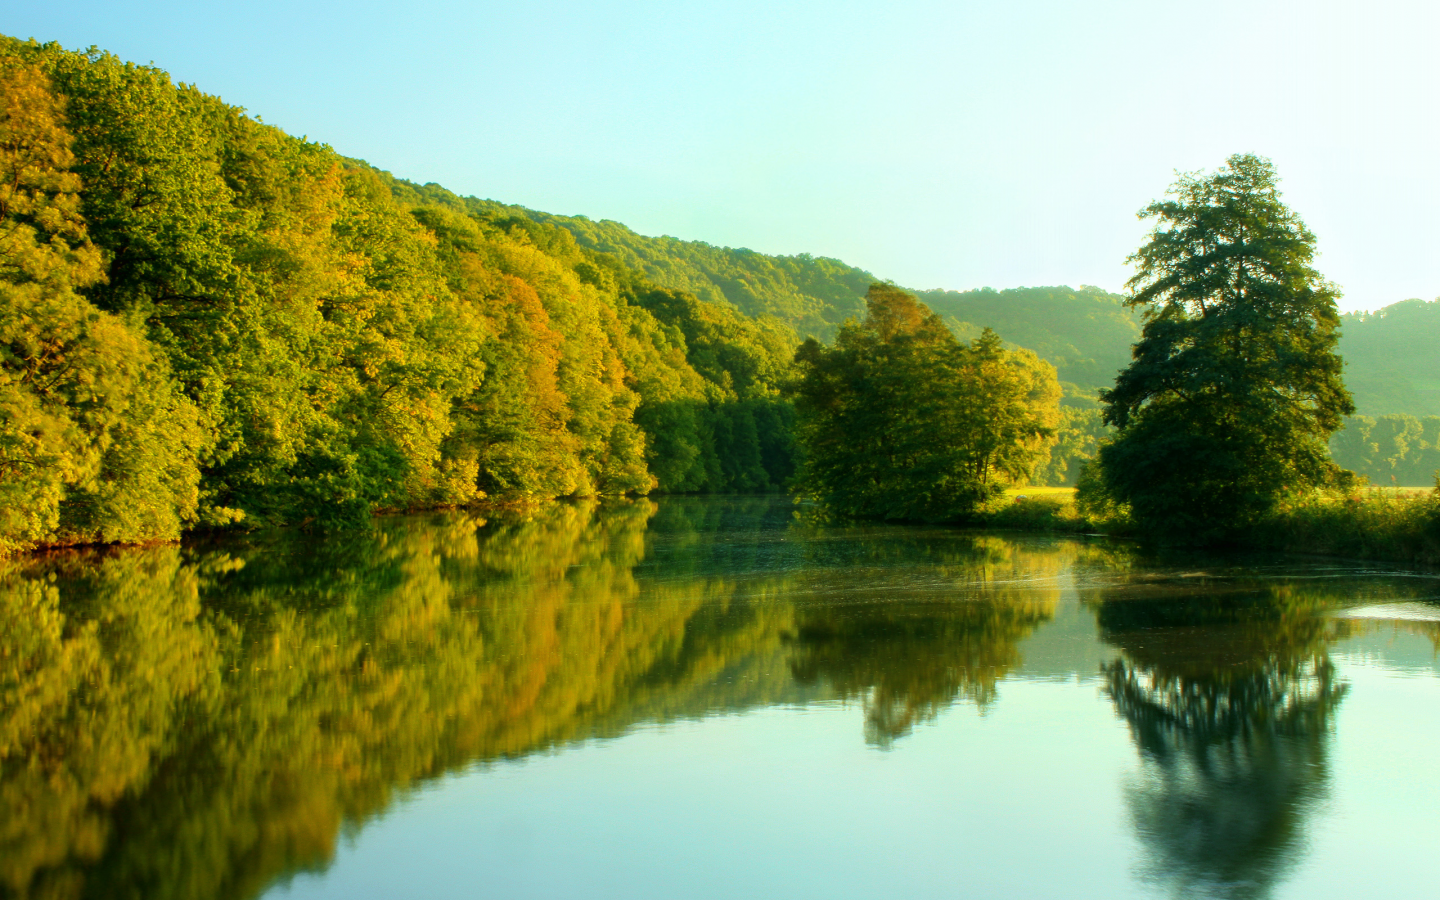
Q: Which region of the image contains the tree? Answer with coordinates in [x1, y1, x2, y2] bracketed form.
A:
[1086, 154, 1355, 539]
[0, 57, 204, 552]
[792, 284, 1058, 522]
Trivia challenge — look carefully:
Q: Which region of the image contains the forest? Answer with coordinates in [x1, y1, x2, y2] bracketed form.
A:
[0, 39, 820, 553]
[0, 37, 1105, 554]
[3, 36, 1439, 556]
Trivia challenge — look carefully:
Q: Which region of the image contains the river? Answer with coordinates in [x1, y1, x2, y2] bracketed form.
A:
[4, 496, 1439, 899]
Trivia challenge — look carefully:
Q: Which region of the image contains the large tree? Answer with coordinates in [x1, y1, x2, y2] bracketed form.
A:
[1088, 154, 1354, 538]
[792, 283, 1058, 522]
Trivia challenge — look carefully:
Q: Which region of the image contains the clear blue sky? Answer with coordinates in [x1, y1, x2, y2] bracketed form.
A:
[8, 0, 1438, 312]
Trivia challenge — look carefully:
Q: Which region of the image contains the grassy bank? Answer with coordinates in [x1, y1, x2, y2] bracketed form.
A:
[976, 485, 1440, 565]
[1250, 489, 1440, 565]
[976, 488, 1100, 534]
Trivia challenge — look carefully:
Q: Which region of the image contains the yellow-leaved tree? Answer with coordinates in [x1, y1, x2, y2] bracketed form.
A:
[0, 57, 204, 553]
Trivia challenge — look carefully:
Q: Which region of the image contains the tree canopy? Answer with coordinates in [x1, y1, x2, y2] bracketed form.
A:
[1086, 154, 1355, 538]
[791, 284, 1059, 522]
[0, 39, 803, 552]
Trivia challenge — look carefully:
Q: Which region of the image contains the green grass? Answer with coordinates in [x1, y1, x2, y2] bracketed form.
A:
[1248, 488, 1440, 564]
[978, 488, 1100, 533]
[980, 484, 1440, 565]
[1003, 486, 1075, 499]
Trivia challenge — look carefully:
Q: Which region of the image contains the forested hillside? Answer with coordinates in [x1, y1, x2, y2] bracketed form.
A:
[462, 199, 875, 339]
[6, 35, 1436, 551]
[1337, 299, 1440, 417]
[0, 34, 1158, 553]
[436, 201, 1145, 399]
[0, 39, 799, 552]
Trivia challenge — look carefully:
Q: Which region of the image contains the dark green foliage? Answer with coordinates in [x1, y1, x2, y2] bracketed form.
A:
[1088, 155, 1355, 541]
[791, 285, 1059, 522]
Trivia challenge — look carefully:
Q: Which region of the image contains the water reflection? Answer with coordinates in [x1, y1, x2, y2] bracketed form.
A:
[787, 536, 1065, 745]
[1093, 576, 1352, 900]
[2, 500, 1438, 899]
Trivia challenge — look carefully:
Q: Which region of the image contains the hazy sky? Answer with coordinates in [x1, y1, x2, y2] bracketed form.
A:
[8, 1, 1438, 311]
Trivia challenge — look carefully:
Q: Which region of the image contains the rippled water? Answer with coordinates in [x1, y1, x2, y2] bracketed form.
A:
[5, 496, 1440, 899]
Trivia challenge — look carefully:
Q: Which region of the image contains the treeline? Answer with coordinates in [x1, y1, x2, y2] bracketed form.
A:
[373, 189, 1440, 427]
[457, 207, 1145, 399]
[1330, 414, 1440, 486]
[0, 40, 800, 553]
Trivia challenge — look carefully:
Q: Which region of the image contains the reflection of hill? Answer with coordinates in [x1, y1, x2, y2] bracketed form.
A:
[0, 499, 1105, 899]
[1093, 578, 1354, 900]
[0, 502, 804, 900]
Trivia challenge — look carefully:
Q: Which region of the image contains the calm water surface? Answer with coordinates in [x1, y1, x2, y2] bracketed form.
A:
[5, 497, 1440, 899]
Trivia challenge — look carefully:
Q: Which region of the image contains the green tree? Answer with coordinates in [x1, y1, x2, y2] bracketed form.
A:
[1087, 154, 1355, 539]
[0, 57, 204, 552]
[792, 284, 1058, 522]
[1032, 405, 1110, 486]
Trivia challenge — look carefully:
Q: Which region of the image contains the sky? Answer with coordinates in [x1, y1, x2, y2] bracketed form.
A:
[7, 0, 1439, 312]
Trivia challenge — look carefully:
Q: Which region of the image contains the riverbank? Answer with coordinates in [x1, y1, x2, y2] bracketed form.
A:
[977, 486, 1440, 566]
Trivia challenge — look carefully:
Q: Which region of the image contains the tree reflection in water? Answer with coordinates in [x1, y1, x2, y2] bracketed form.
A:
[788, 536, 1065, 746]
[2, 500, 796, 900]
[9, 499, 1430, 900]
[1095, 579, 1349, 900]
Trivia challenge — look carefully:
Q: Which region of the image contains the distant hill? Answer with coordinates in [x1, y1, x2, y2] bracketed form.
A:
[1338, 299, 1440, 417]
[402, 192, 1143, 399]
[458, 198, 876, 337]
[390, 178, 1433, 419]
[916, 286, 1140, 402]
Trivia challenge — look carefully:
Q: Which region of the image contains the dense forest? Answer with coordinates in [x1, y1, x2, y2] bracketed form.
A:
[0, 36, 1123, 553]
[0, 39, 816, 552]
[473, 201, 1440, 488]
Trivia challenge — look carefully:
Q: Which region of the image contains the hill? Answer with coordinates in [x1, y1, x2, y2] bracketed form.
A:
[1338, 299, 1440, 417]
[0, 38, 807, 551]
[916, 286, 1140, 402]
[415, 193, 1144, 399]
